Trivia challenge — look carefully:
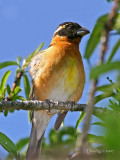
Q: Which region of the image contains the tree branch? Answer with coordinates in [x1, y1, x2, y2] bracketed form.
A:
[71, 0, 120, 159]
[0, 100, 106, 114]
[0, 100, 85, 112]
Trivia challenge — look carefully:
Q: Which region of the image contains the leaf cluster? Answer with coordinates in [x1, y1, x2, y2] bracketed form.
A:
[0, 43, 44, 159]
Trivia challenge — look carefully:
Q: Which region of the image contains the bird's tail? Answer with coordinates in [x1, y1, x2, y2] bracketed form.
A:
[26, 111, 51, 160]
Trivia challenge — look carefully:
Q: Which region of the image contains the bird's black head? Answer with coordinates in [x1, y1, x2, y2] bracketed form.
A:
[53, 22, 90, 39]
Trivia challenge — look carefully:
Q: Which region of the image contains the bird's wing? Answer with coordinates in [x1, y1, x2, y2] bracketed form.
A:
[29, 49, 48, 80]
[27, 48, 54, 160]
[27, 84, 51, 160]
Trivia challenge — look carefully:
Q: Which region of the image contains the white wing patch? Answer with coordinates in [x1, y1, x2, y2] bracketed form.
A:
[29, 50, 47, 79]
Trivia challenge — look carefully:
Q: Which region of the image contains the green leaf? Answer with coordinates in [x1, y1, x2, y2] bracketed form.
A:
[0, 132, 19, 159]
[84, 13, 120, 59]
[0, 96, 2, 100]
[93, 107, 110, 121]
[49, 127, 76, 145]
[12, 95, 26, 101]
[90, 61, 120, 79]
[57, 127, 76, 144]
[16, 56, 22, 65]
[97, 84, 113, 92]
[10, 110, 14, 113]
[6, 84, 11, 95]
[28, 111, 32, 123]
[26, 42, 44, 64]
[0, 61, 18, 70]
[9, 86, 22, 100]
[0, 70, 11, 97]
[49, 129, 57, 144]
[16, 137, 29, 152]
[107, 0, 113, 2]
[95, 79, 120, 104]
[88, 134, 104, 144]
[107, 39, 120, 63]
[13, 86, 22, 95]
[91, 122, 105, 127]
[109, 99, 120, 111]
[94, 92, 116, 104]
[3, 87, 7, 98]
[23, 74, 30, 100]
[84, 14, 108, 59]
[113, 13, 120, 30]
[4, 110, 8, 117]
[75, 112, 85, 131]
[97, 82, 120, 93]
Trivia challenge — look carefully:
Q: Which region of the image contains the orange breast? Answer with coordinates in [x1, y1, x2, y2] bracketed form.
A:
[31, 37, 85, 102]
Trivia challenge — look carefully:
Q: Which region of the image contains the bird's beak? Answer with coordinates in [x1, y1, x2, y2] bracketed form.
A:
[77, 27, 90, 37]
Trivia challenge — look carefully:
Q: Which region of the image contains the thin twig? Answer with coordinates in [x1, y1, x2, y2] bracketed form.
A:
[6, 71, 23, 101]
[70, 0, 119, 159]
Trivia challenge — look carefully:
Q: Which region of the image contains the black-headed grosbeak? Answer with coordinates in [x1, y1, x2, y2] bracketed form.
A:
[26, 22, 90, 160]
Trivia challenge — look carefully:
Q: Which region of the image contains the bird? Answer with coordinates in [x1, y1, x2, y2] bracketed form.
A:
[26, 22, 90, 160]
